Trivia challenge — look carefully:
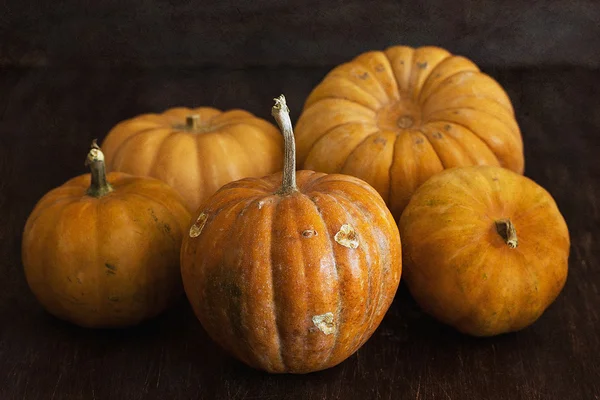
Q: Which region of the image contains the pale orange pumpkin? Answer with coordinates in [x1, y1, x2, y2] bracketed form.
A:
[399, 166, 570, 336]
[181, 95, 401, 373]
[22, 141, 191, 328]
[295, 45, 524, 219]
[101, 107, 284, 212]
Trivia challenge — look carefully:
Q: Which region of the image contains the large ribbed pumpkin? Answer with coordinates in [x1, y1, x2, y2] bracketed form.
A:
[101, 107, 283, 212]
[295, 45, 524, 219]
[181, 95, 401, 373]
[399, 166, 570, 336]
[22, 142, 190, 328]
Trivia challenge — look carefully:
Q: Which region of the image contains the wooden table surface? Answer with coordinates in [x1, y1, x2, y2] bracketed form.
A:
[0, 66, 598, 399]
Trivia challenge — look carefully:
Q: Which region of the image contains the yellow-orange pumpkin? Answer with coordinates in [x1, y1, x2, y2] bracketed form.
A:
[295, 45, 524, 219]
[399, 166, 569, 336]
[22, 142, 190, 328]
[181, 95, 401, 373]
[101, 107, 284, 212]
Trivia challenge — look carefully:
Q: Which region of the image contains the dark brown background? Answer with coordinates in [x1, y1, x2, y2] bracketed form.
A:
[1, 1, 599, 399]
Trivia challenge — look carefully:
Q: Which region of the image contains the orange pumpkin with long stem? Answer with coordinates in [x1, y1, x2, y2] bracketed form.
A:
[181, 95, 401, 373]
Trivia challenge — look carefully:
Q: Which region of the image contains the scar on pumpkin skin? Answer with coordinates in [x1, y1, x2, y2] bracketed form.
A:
[189, 212, 208, 238]
[302, 229, 317, 238]
[105, 263, 117, 275]
[334, 224, 359, 248]
[312, 312, 336, 335]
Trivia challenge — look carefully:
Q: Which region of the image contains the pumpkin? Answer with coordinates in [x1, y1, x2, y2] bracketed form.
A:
[294, 45, 524, 219]
[181, 95, 401, 373]
[399, 166, 569, 336]
[101, 107, 284, 212]
[22, 141, 191, 328]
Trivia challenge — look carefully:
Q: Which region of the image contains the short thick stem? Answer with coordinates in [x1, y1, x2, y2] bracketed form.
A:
[495, 218, 518, 248]
[271, 94, 297, 195]
[85, 140, 113, 198]
[186, 115, 200, 130]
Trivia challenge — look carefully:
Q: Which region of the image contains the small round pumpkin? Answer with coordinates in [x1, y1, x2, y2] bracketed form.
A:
[295, 45, 524, 219]
[181, 95, 401, 373]
[22, 141, 191, 328]
[399, 166, 569, 336]
[101, 107, 284, 212]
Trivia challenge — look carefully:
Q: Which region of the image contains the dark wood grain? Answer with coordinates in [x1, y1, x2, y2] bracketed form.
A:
[0, 66, 599, 399]
[2, 0, 600, 68]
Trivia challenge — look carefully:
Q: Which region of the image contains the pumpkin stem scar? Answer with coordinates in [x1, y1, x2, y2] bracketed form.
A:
[334, 224, 359, 248]
[312, 312, 336, 335]
[397, 115, 414, 128]
[84, 139, 114, 198]
[495, 218, 518, 248]
[271, 94, 298, 196]
[189, 212, 208, 237]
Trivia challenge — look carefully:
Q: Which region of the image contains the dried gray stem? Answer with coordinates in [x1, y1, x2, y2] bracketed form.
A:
[271, 94, 297, 195]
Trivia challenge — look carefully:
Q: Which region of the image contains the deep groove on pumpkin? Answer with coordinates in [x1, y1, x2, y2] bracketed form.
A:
[310, 75, 383, 110]
[410, 57, 443, 98]
[423, 121, 483, 167]
[339, 131, 382, 174]
[414, 54, 453, 95]
[109, 125, 162, 172]
[434, 121, 502, 167]
[295, 199, 311, 370]
[308, 194, 342, 367]
[223, 126, 260, 195]
[416, 55, 464, 101]
[427, 104, 521, 138]
[192, 127, 206, 209]
[433, 118, 509, 169]
[305, 121, 379, 170]
[147, 129, 179, 179]
[413, 130, 446, 178]
[321, 192, 374, 354]
[376, 52, 402, 101]
[355, 52, 399, 103]
[268, 198, 287, 372]
[418, 128, 451, 170]
[418, 69, 482, 105]
[379, 50, 405, 208]
[385, 133, 405, 208]
[402, 48, 416, 97]
[383, 45, 414, 97]
[331, 189, 389, 346]
[225, 197, 262, 369]
[422, 96, 517, 121]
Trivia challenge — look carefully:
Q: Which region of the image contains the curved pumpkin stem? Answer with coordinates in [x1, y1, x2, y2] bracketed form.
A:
[495, 218, 518, 248]
[271, 94, 298, 195]
[85, 139, 114, 198]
